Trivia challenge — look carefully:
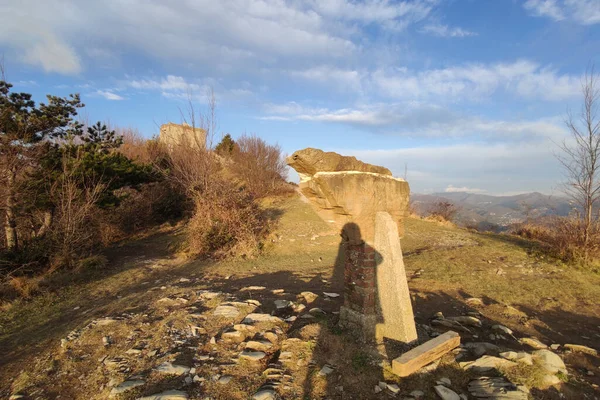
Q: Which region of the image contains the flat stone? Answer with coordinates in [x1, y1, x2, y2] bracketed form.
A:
[318, 365, 334, 376]
[492, 325, 513, 335]
[300, 291, 319, 303]
[109, 380, 145, 396]
[240, 286, 266, 291]
[240, 351, 267, 362]
[410, 390, 425, 398]
[213, 305, 240, 318]
[138, 390, 189, 400]
[274, 300, 292, 309]
[499, 351, 518, 360]
[245, 340, 274, 352]
[519, 337, 547, 349]
[464, 342, 500, 357]
[466, 298, 484, 306]
[447, 316, 482, 328]
[323, 292, 340, 298]
[308, 307, 326, 315]
[434, 385, 460, 400]
[386, 383, 400, 394]
[460, 356, 517, 373]
[252, 389, 276, 400]
[532, 350, 567, 375]
[564, 344, 598, 356]
[243, 313, 283, 324]
[468, 377, 528, 399]
[155, 362, 191, 375]
[218, 375, 232, 384]
[222, 330, 246, 343]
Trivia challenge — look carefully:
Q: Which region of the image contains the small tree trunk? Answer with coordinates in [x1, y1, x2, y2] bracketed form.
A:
[36, 208, 54, 237]
[4, 170, 18, 251]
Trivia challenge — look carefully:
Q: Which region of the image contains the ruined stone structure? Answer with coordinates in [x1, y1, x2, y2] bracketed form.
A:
[286, 148, 410, 243]
[159, 123, 206, 150]
[287, 148, 416, 344]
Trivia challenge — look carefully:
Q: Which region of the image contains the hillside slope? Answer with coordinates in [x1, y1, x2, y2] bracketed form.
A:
[0, 193, 598, 399]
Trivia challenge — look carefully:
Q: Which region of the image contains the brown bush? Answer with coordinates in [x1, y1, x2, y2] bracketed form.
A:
[511, 216, 600, 264]
[428, 201, 458, 222]
[230, 134, 290, 198]
[117, 127, 156, 164]
[187, 179, 268, 258]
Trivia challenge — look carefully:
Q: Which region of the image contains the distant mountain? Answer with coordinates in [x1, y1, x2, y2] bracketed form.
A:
[411, 192, 573, 230]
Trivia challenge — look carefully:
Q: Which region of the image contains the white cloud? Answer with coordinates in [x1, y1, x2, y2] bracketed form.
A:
[128, 75, 202, 92]
[96, 90, 125, 101]
[342, 142, 563, 194]
[19, 33, 82, 75]
[372, 60, 580, 101]
[420, 24, 477, 37]
[445, 185, 486, 193]
[524, 0, 600, 25]
[289, 66, 364, 92]
[262, 101, 567, 141]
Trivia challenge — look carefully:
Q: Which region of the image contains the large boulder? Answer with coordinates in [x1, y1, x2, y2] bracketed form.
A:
[286, 148, 409, 243]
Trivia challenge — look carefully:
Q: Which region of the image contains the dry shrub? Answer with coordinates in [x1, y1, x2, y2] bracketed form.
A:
[511, 216, 600, 264]
[97, 182, 187, 244]
[8, 275, 41, 298]
[187, 180, 267, 258]
[230, 134, 290, 198]
[116, 127, 157, 164]
[428, 200, 458, 222]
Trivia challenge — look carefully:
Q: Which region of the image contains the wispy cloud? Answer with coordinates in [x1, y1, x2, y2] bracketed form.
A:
[95, 90, 125, 101]
[524, 0, 600, 25]
[445, 185, 486, 193]
[420, 23, 477, 37]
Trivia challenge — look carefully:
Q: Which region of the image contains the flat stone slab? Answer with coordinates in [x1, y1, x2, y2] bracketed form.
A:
[564, 344, 598, 356]
[109, 380, 144, 396]
[460, 356, 517, 373]
[155, 362, 191, 375]
[243, 313, 283, 324]
[392, 331, 461, 377]
[213, 305, 240, 318]
[139, 390, 189, 400]
[239, 350, 267, 362]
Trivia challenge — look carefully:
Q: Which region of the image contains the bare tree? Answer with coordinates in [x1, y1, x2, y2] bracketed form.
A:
[557, 65, 600, 254]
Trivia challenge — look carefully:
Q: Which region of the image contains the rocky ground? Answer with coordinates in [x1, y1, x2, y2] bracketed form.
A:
[1, 195, 599, 399]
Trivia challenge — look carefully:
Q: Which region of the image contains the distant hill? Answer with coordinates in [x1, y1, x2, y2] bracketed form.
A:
[411, 192, 573, 230]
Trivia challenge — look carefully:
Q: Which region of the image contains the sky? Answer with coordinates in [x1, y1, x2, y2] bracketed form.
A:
[1, 0, 599, 195]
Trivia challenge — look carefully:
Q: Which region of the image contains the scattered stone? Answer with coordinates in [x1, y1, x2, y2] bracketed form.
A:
[213, 305, 240, 318]
[274, 300, 292, 309]
[519, 337, 547, 350]
[433, 311, 444, 319]
[437, 377, 451, 386]
[198, 291, 220, 300]
[102, 336, 112, 346]
[218, 375, 232, 384]
[532, 350, 567, 375]
[447, 316, 482, 327]
[252, 388, 276, 400]
[564, 344, 598, 356]
[499, 351, 517, 360]
[243, 313, 283, 324]
[247, 299, 261, 306]
[240, 286, 266, 291]
[239, 350, 267, 362]
[410, 390, 425, 398]
[110, 380, 145, 397]
[464, 342, 500, 357]
[434, 385, 460, 400]
[271, 289, 285, 294]
[138, 390, 189, 400]
[374, 385, 382, 394]
[222, 330, 246, 343]
[431, 319, 471, 333]
[155, 362, 191, 375]
[468, 377, 528, 399]
[550, 344, 561, 350]
[245, 340, 274, 352]
[466, 298, 484, 306]
[540, 374, 561, 387]
[292, 303, 306, 313]
[308, 307, 326, 315]
[300, 291, 319, 303]
[386, 383, 400, 394]
[460, 356, 517, 373]
[179, 278, 191, 283]
[492, 325, 513, 335]
[323, 292, 340, 298]
[318, 365, 334, 376]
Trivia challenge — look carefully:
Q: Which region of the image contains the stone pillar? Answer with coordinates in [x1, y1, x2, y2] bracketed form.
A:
[339, 241, 378, 342]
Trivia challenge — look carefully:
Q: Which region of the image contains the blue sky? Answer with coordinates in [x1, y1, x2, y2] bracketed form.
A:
[1, 0, 599, 195]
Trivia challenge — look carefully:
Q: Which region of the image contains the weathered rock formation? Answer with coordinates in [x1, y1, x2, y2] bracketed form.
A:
[286, 148, 409, 244]
[159, 123, 206, 150]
